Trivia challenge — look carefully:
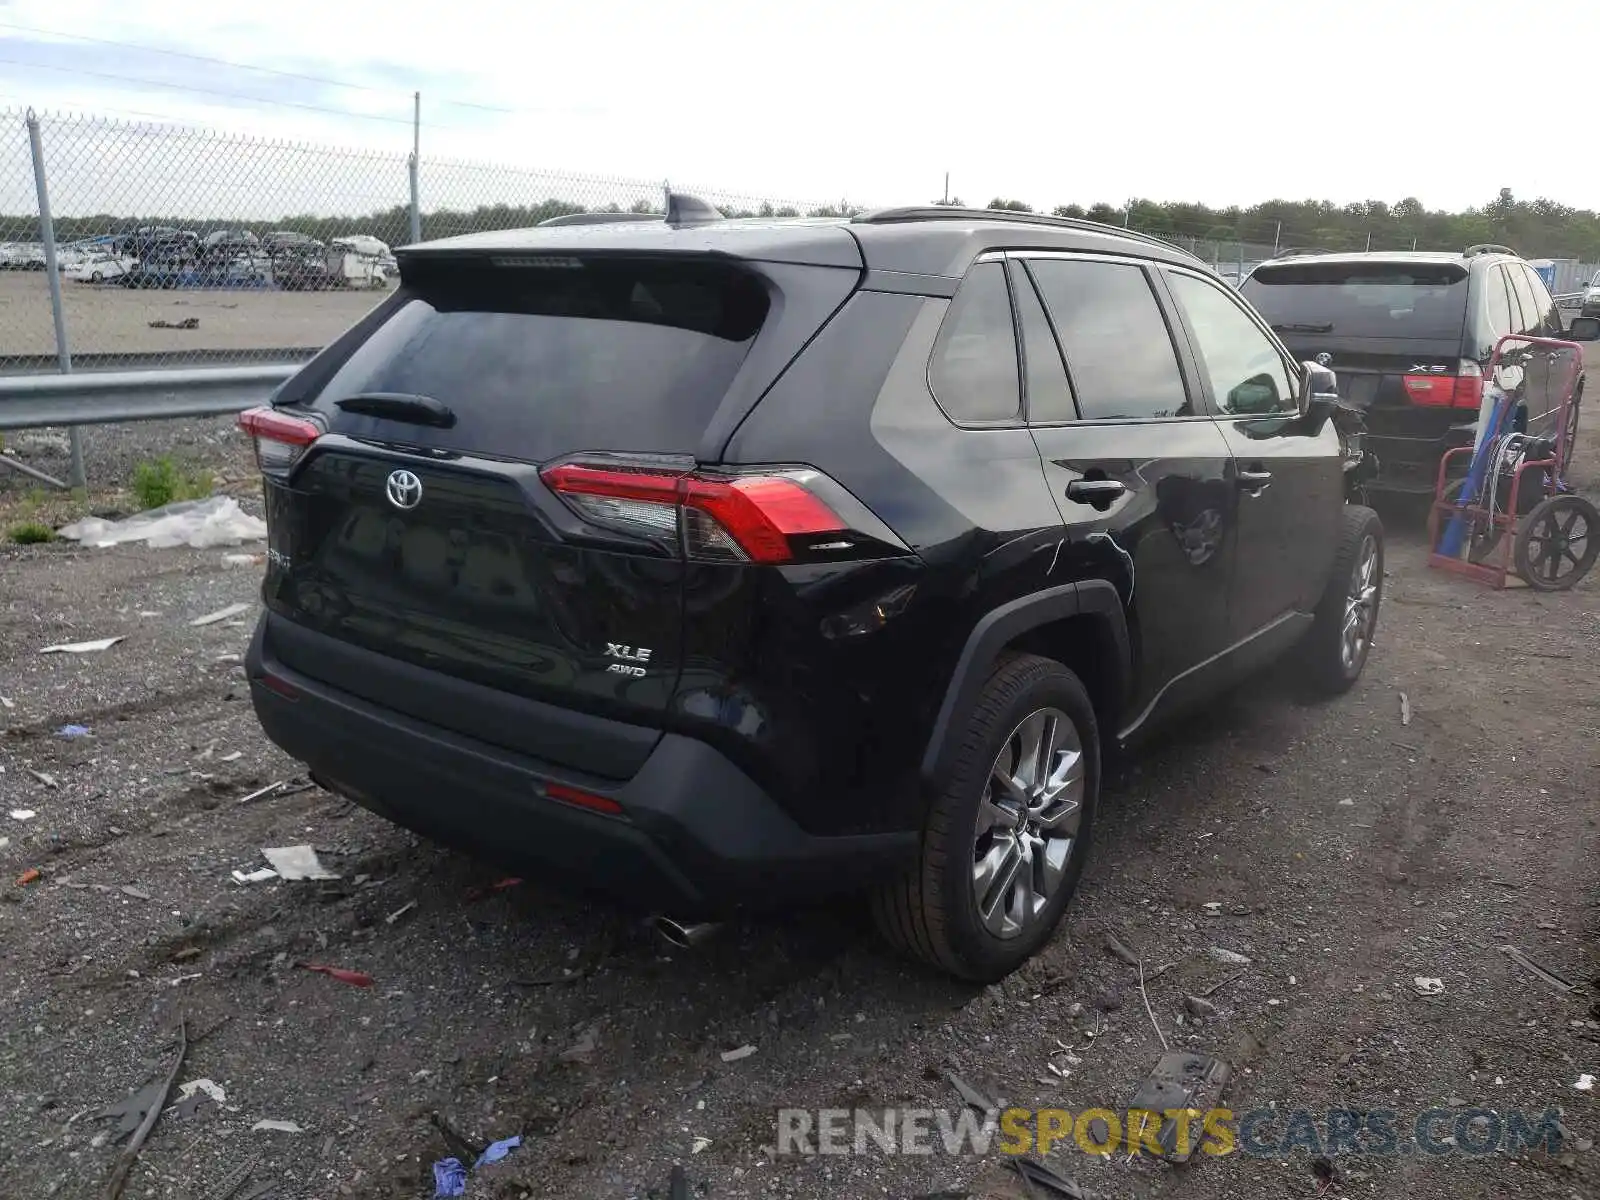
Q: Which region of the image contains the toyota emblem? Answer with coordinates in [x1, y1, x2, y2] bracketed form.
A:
[385, 469, 423, 510]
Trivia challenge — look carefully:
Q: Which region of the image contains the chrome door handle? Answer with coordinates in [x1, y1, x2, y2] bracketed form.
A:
[1065, 479, 1127, 504]
[1236, 470, 1272, 494]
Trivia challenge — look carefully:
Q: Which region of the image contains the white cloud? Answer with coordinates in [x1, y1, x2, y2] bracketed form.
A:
[0, 0, 1595, 214]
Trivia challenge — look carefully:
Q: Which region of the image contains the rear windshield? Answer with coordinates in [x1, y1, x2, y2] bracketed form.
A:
[299, 257, 769, 458]
[1241, 261, 1469, 340]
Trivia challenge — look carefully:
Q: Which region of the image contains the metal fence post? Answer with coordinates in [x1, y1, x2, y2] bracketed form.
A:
[26, 109, 85, 490]
[407, 92, 422, 244]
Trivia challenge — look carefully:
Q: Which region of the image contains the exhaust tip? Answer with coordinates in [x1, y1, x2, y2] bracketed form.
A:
[652, 916, 722, 949]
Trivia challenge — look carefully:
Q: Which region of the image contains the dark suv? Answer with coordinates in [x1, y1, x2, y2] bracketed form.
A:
[1240, 246, 1570, 493]
[240, 200, 1384, 981]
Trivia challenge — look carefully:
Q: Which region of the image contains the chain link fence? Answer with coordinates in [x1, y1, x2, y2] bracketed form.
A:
[0, 107, 834, 375]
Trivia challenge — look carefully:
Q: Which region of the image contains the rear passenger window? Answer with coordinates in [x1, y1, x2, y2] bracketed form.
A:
[1506, 265, 1541, 335]
[1484, 267, 1514, 338]
[1520, 266, 1559, 335]
[1010, 264, 1077, 422]
[1026, 259, 1191, 420]
[928, 262, 1021, 424]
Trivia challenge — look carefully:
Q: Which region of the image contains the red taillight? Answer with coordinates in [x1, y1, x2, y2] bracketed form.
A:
[1402, 362, 1482, 410]
[238, 405, 321, 474]
[544, 781, 623, 816]
[540, 461, 848, 564]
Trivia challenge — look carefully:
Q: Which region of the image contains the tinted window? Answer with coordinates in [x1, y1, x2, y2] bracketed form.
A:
[305, 257, 768, 457]
[1011, 264, 1077, 422]
[1027, 259, 1190, 420]
[1483, 266, 1514, 338]
[1167, 272, 1297, 415]
[1506, 264, 1541, 335]
[929, 262, 1021, 423]
[1241, 261, 1469, 340]
[1520, 265, 1558, 335]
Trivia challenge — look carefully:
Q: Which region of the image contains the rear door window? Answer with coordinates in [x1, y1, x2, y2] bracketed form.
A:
[1505, 265, 1542, 336]
[1519, 265, 1559, 335]
[296, 257, 770, 458]
[1026, 258, 1191, 421]
[1484, 266, 1515, 341]
[1241, 261, 1469, 340]
[928, 261, 1022, 424]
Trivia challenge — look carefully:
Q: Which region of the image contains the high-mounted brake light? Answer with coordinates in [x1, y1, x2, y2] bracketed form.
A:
[540, 461, 848, 564]
[238, 406, 321, 474]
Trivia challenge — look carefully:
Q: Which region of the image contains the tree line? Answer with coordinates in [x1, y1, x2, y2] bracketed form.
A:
[7, 188, 1598, 261]
[971, 188, 1600, 260]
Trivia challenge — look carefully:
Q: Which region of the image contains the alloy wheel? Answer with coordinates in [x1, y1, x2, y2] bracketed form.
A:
[971, 707, 1085, 940]
[1341, 534, 1379, 672]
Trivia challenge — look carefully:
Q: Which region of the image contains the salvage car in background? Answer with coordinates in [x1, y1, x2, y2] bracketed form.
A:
[1240, 246, 1569, 494]
[66, 253, 135, 284]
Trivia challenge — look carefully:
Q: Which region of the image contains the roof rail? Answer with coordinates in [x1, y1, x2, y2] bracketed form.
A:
[851, 206, 1199, 259]
[666, 192, 724, 227]
[538, 212, 660, 227]
[1270, 246, 1332, 259]
[1464, 243, 1517, 258]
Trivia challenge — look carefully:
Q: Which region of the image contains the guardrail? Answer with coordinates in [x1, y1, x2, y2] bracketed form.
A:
[0, 363, 296, 432]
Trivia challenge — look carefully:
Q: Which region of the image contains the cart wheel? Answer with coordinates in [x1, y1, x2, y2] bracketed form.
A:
[1514, 494, 1599, 592]
[1443, 479, 1504, 565]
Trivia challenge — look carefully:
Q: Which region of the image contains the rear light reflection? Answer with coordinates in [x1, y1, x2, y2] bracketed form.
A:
[544, 781, 623, 816]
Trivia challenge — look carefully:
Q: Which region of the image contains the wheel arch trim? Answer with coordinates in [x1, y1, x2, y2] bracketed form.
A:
[919, 579, 1131, 785]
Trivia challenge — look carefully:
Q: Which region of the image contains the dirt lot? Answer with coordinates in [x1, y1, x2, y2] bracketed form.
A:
[0, 271, 383, 359]
[0, 410, 1597, 1200]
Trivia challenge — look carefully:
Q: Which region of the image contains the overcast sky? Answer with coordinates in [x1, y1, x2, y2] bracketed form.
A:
[0, 0, 1593, 217]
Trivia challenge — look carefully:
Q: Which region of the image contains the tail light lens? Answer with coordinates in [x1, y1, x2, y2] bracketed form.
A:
[540, 461, 851, 564]
[238, 406, 322, 475]
[1402, 360, 1482, 409]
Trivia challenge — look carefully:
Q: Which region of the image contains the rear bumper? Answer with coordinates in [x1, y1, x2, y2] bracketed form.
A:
[245, 615, 916, 917]
[1363, 418, 1475, 494]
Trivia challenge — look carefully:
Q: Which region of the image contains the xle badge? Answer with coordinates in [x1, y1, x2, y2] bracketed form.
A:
[605, 643, 652, 677]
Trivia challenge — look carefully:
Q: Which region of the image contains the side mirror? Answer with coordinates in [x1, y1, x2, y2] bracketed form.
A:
[1567, 316, 1600, 342]
[1298, 362, 1339, 427]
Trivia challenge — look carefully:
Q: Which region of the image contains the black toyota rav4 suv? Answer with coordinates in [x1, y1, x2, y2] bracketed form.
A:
[241, 200, 1384, 981]
[1240, 246, 1572, 494]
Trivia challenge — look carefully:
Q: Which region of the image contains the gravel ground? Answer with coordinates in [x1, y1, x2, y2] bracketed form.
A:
[0, 407, 1597, 1200]
[0, 271, 383, 358]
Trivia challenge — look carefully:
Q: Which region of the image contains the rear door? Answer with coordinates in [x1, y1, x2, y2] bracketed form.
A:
[1018, 254, 1237, 728]
[258, 250, 859, 770]
[1160, 266, 1345, 639]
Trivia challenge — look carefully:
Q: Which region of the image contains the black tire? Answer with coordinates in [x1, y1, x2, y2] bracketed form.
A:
[872, 652, 1099, 982]
[1302, 505, 1384, 696]
[1514, 494, 1599, 592]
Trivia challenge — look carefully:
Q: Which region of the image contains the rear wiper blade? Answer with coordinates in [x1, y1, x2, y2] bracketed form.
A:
[1271, 322, 1334, 334]
[335, 391, 456, 428]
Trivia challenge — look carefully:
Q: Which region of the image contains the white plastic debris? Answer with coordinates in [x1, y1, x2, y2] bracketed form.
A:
[190, 602, 251, 627]
[9, 809, 36, 821]
[1576, 1075, 1596, 1092]
[231, 867, 278, 885]
[58, 496, 266, 550]
[219, 751, 242, 763]
[178, 1078, 227, 1105]
[1400, 692, 1412, 726]
[692, 1136, 712, 1154]
[223, 553, 264, 567]
[0, 837, 9, 850]
[251, 1119, 304, 1134]
[1207, 947, 1252, 966]
[40, 636, 124, 654]
[0, 696, 12, 708]
[261, 845, 338, 881]
[1413, 976, 1445, 996]
[720, 1044, 757, 1063]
